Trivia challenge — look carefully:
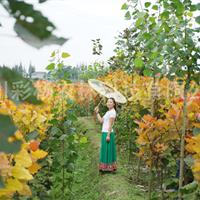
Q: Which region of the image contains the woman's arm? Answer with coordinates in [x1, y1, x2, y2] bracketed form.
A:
[107, 117, 115, 136]
[94, 106, 104, 124]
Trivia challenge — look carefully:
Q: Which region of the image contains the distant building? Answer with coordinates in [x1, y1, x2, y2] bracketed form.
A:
[31, 72, 47, 80]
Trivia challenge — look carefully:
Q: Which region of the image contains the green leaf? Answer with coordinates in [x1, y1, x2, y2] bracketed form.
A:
[50, 126, 63, 136]
[1, 0, 67, 49]
[25, 130, 39, 141]
[196, 3, 200, 10]
[193, 127, 200, 136]
[149, 22, 156, 30]
[59, 134, 67, 141]
[46, 63, 55, 70]
[125, 11, 131, 20]
[149, 16, 156, 23]
[195, 16, 200, 24]
[190, 5, 197, 11]
[184, 155, 194, 167]
[180, 181, 198, 194]
[57, 62, 64, 69]
[145, 2, 151, 8]
[67, 163, 75, 172]
[134, 58, 144, 68]
[162, 22, 170, 32]
[13, 22, 68, 49]
[143, 32, 151, 40]
[62, 52, 70, 58]
[187, 12, 193, 17]
[135, 17, 143, 27]
[152, 5, 158, 10]
[39, 0, 48, 3]
[69, 150, 77, 157]
[121, 3, 128, 10]
[6, 1, 55, 39]
[161, 11, 170, 20]
[80, 136, 88, 144]
[143, 69, 153, 76]
[175, 69, 185, 77]
[151, 51, 159, 59]
[51, 51, 55, 57]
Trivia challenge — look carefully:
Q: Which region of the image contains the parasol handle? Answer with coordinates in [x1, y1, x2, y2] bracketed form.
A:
[94, 97, 103, 116]
[97, 98, 103, 107]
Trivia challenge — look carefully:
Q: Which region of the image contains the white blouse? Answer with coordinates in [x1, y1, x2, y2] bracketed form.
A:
[102, 108, 117, 132]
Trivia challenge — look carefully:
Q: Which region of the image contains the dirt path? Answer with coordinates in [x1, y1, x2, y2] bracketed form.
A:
[72, 116, 145, 200]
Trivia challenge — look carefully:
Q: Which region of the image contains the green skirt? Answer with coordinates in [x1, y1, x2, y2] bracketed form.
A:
[99, 131, 117, 172]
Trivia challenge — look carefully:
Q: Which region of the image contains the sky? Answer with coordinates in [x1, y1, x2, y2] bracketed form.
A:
[0, 0, 199, 72]
[0, 0, 130, 71]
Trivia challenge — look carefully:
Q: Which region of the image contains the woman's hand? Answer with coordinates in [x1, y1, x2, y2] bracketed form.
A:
[106, 135, 110, 142]
[94, 106, 99, 114]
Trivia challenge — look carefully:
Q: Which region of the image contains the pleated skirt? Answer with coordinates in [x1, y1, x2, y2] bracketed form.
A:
[99, 131, 117, 172]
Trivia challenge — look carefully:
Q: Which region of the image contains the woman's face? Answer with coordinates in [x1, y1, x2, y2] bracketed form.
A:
[106, 98, 115, 109]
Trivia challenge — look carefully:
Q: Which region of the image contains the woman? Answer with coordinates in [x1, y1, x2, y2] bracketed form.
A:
[94, 97, 117, 174]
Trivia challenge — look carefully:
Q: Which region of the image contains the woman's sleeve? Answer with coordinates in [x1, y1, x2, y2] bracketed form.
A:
[109, 111, 116, 118]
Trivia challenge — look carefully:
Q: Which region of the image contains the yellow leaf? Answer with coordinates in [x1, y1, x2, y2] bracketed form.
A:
[14, 149, 32, 168]
[6, 178, 23, 191]
[185, 142, 195, 153]
[14, 130, 24, 140]
[12, 165, 33, 180]
[31, 149, 48, 159]
[194, 173, 200, 182]
[28, 163, 41, 174]
[8, 136, 15, 143]
[136, 132, 149, 145]
[193, 123, 200, 128]
[192, 162, 200, 173]
[154, 119, 168, 129]
[18, 183, 32, 196]
[192, 144, 200, 154]
[0, 178, 23, 196]
[188, 112, 194, 120]
[21, 143, 29, 149]
[0, 109, 9, 115]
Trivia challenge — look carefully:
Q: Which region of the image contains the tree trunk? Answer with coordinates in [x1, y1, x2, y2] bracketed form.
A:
[148, 77, 157, 200]
[148, 153, 153, 200]
[136, 157, 141, 182]
[178, 84, 188, 199]
[160, 166, 164, 200]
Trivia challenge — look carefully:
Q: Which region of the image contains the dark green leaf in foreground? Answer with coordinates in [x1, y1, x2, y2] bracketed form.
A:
[0, 114, 21, 153]
[0, 66, 42, 105]
[0, 0, 68, 48]
[0, 176, 5, 188]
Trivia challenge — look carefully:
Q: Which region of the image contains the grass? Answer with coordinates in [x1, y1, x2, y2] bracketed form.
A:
[71, 116, 146, 200]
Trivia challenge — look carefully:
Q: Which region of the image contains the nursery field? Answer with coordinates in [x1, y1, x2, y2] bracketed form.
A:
[0, 68, 199, 200]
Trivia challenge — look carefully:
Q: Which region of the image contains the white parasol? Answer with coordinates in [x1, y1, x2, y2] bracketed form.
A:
[88, 79, 127, 107]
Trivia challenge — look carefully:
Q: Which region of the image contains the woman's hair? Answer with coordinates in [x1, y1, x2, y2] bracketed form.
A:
[108, 97, 117, 112]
